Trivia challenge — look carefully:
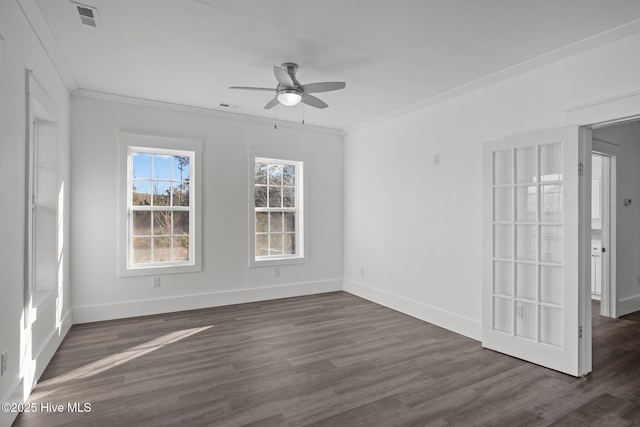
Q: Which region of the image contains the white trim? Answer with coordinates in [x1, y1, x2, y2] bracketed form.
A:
[72, 279, 343, 323]
[618, 295, 640, 317]
[248, 147, 310, 268]
[73, 89, 343, 136]
[565, 89, 640, 128]
[346, 18, 640, 135]
[343, 279, 482, 341]
[17, 0, 78, 91]
[117, 132, 203, 277]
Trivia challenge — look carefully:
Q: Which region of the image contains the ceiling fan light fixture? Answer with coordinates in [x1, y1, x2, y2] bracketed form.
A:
[277, 89, 302, 106]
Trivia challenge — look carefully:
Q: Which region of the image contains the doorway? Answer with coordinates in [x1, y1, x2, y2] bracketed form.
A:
[590, 151, 614, 318]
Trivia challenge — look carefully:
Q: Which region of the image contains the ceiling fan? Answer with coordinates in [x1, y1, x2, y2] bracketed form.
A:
[229, 63, 346, 109]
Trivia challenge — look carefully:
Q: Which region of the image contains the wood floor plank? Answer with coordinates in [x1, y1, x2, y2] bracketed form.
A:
[11, 292, 640, 426]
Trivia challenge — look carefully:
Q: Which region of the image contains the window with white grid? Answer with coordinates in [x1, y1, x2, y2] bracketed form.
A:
[253, 158, 304, 262]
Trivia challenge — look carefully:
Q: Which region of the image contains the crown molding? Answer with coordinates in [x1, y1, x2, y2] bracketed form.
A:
[18, 0, 78, 92]
[344, 18, 640, 136]
[72, 89, 344, 136]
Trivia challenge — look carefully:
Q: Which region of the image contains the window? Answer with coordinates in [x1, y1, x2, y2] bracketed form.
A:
[129, 148, 193, 266]
[251, 156, 306, 265]
[118, 133, 202, 276]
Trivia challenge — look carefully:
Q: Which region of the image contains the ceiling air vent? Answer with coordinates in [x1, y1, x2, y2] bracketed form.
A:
[72, 2, 100, 28]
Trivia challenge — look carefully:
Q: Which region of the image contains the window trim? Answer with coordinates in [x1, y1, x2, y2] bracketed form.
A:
[248, 147, 309, 268]
[118, 132, 202, 277]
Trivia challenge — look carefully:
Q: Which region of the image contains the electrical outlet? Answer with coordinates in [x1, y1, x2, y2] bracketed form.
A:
[274, 268, 280, 277]
[152, 276, 161, 288]
[433, 153, 440, 165]
[1, 351, 7, 376]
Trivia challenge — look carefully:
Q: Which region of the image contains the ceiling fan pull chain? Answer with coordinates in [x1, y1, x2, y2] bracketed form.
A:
[274, 107, 277, 130]
[302, 103, 305, 125]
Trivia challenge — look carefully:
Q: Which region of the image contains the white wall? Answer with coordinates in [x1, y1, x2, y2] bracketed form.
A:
[70, 96, 344, 322]
[343, 32, 640, 340]
[593, 122, 640, 316]
[0, 1, 72, 425]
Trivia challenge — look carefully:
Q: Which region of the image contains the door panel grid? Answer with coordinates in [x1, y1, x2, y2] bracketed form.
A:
[492, 143, 564, 347]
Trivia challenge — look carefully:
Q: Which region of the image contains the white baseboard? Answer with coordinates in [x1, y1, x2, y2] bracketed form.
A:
[343, 279, 482, 341]
[0, 378, 23, 427]
[72, 279, 343, 323]
[0, 309, 72, 427]
[32, 309, 72, 384]
[618, 294, 640, 317]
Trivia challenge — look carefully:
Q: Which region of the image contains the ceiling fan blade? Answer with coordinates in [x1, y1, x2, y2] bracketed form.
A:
[229, 86, 275, 92]
[264, 97, 280, 109]
[301, 82, 346, 93]
[273, 66, 294, 87]
[302, 94, 328, 109]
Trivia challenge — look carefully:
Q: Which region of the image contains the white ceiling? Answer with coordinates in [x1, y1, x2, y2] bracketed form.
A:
[34, 0, 640, 131]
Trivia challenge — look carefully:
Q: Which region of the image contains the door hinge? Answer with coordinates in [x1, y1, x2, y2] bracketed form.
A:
[578, 162, 584, 178]
[579, 325, 583, 338]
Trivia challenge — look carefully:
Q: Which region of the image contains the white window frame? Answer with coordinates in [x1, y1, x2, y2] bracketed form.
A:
[118, 132, 202, 277]
[249, 147, 308, 267]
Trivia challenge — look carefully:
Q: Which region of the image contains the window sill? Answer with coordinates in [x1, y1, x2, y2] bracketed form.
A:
[119, 263, 202, 277]
[250, 256, 307, 268]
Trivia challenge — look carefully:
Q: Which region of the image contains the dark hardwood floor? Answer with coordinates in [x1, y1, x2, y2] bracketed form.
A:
[12, 292, 640, 426]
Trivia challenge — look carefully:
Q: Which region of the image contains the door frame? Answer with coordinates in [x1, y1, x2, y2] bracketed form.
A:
[565, 90, 640, 375]
[591, 143, 617, 318]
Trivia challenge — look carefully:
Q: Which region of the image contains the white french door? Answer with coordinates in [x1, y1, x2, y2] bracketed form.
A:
[482, 127, 591, 377]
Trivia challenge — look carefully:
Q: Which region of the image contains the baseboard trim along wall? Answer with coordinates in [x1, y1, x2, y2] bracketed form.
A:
[72, 279, 343, 323]
[343, 279, 482, 341]
[618, 294, 640, 317]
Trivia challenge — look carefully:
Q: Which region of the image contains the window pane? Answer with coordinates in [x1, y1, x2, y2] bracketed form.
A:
[283, 165, 295, 186]
[270, 212, 283, 232]
[494, 297, 513, 333]
[153, 237, 170, 262]
[516, 146, 536, 184]
[540, 265, 563, 305]
[540, 306, 562, 347]
[494, 261, 513, 297]
[172, 182, 189, 207]
[153, 211, 171, 235]
[516, 263, 536, 301]
[132, 180, 151, 206]
[494, 224, 512, 259]
[132, 211, 151, 236]
[173, 237, 189, 261]
[540, 143, 562, 182]
[516, 186, 537, 222]
[494, 150, 512, 185]
[284, 233, 296, 254]
[284, 212, 295, 232]
[268, 164, 282, 185]
[256, 234, 269, 257]
[153, 181, 171, 206]
[270, 233, 283, 255]
[153, 155, 172, 180]
[172, 156, 190, 182]
[541, 184, 562, 223]
[173, 211, 189, 235]
[256, 212, 268, 233]
[541, 225, 563, 263]
[255, 186, 267, 207]
[132, 237, 151, 264]
[255, 163, 267, 185]
[515, 302, 536, 340]
[283, 187, 295, 208]
[132, 152, 151, 179]
[516, 225, 537, 261]
[493, 187, 512, 222]
[269, 187, 282, 208]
